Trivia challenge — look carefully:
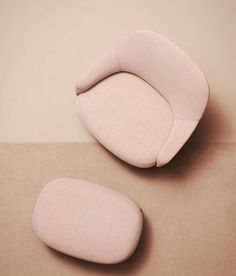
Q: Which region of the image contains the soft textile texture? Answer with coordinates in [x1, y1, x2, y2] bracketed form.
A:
[76, 30, 209, 167]
[32, 178, 143, 264]
[78, 73, 173, 167]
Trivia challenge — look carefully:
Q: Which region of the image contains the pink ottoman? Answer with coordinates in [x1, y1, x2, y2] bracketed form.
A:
[32, 178, 143, 264]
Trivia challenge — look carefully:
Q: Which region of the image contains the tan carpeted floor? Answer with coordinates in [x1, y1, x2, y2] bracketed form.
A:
[0, 143, 236, 276]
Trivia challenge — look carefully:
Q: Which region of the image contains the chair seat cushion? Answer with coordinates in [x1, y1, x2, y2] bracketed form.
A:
[77, 72, 173, 167]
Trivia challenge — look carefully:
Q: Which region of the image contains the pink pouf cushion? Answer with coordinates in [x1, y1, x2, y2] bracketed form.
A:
[76, 30, 209, 168]
[32, 178, 143, 264]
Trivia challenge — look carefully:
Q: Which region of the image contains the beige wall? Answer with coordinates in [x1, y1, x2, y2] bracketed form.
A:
[0, 0, 235, 142]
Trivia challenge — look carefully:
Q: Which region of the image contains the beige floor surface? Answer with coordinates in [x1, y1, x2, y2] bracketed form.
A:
[1, 142, 236, 276]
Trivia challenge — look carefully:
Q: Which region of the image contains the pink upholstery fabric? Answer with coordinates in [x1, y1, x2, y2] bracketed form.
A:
[32, 178, 143, 264]
[78, 72, 173, 167]
[76, 30, 209, 167]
